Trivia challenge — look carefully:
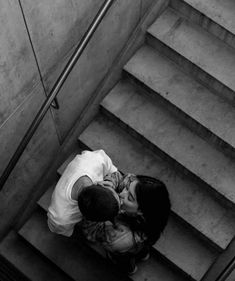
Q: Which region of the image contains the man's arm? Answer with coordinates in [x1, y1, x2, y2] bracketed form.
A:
[47, 213, 76, 237]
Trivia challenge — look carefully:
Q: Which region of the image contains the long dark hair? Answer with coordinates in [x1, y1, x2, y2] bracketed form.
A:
[118, 175, 171, 245]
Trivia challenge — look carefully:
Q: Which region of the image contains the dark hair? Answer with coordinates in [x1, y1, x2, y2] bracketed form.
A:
[135, 175, 171, 244]
[78, 185, 119, 222]
[119, 175, 171, 245]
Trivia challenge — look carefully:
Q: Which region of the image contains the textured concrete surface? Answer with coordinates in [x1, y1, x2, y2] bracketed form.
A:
[0, 0, 158, 239]
[80, 113, 235, 251]
[79, 114, 219, 280]
[0, 0, 39, 127]
[21, 0, 145, 141]
[19, 209, 130, 281]
[183, 0, 235, 36]
[44, 128, 235, 250]
[148, 7, 235, 98]
[0, 106, 60, 237]
[102, 81, 235, 207]
[124, 45, 235, 155]
[156, 216, 217, 280]
[170, 0, 235, 49]
[40, 166, 217, 279]
[0, 88, 45, 176]
[0, 231, 73, 281]
[226, 268, 235, 281]
[0, 0, 61, 238]
[39, 183, 189, 281]
[20, 0, 103, 77]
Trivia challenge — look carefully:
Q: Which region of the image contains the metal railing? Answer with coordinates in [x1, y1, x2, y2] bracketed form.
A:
[0, 0, 116, 190]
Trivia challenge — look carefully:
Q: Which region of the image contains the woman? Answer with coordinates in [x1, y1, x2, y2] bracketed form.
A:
[79, 173, 171, 275]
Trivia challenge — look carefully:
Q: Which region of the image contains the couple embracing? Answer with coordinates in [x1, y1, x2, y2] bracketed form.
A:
[47, 149, 171, 275]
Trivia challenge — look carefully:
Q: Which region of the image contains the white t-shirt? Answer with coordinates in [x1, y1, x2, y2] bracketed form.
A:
[47, 150, 117, 236]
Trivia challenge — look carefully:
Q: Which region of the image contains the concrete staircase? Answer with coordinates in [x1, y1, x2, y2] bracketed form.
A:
[1, 0, 235, 280]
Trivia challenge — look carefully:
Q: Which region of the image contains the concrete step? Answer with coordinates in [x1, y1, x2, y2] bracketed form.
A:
[19, 208, 131, 281]
[38, 187, 191, 281]
[57, 152, 78, 176]
[19, 208, 187, 281]
[79, 114, 219, 280]
[170, 0, 235, 49]
[40, 182, 217, 280]
[147, 7, 235, 104]
[38, 184, 54, 212]
[101, 80, 235, 210]
[41, 133, 235, 251]
[124, 45, 235, 158]
[0, 231, 73, 281]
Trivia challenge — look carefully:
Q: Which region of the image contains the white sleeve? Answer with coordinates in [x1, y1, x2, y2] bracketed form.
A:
[47, 213, 75, 237]
[98, 150, 117, 175]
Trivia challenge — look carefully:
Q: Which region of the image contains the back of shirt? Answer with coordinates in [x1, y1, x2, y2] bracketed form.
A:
[47, 150, 117, 236]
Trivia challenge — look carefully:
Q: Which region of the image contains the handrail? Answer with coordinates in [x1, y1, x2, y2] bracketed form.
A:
[0, 0, 116, 190]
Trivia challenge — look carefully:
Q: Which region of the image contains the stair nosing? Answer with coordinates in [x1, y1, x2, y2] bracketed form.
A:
[147, 6, 235, 100]
[123, 46, 235, 157]
[78, 116, 219, 281]
[172, 0, 235, 38]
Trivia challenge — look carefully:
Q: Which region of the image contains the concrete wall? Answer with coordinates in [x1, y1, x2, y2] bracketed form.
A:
[0, 0, 161, 238]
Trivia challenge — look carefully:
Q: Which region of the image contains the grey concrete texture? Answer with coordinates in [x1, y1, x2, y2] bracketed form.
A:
[79, 114, 218, 280]
[156, 216, 217, 280]
[0, 0, 158, 239]
[20, 0, 159, 141]
[19, 208, 131, 281]
[182, 0, 235, 36]
[39, 183, 189, 281]
[124, 45, 235, 157]
[20, 0, 103, 77]
[48, 0, 141, 141]
[170, 0, 235, 49]
[102, 81, 235, 207]
[0, 231, 73, 281]
[0, 109, 60, 237]
[147, 7, 235, 103]
[0, 0, 40, 127]
[62, 128, 235, 251]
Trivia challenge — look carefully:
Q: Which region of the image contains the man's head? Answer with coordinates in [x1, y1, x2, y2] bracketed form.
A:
[78, 184, 120, 222]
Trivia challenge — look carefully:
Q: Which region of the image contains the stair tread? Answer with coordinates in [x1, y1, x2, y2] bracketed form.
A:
[19, 209, 131, 281]
[79, 114, 219, 280]
[148, 7, 235, 93]
[183, 0, 235, 36]
[39, 182, 216, 280]
[101, 81, 235, 206]
[19, 209, 187, 281]
[57, 152, 77, 176]
[0, 231, 73, 281]
[38, 185, 54, 212]
[155, 216, 217, 280]
[41, 133, 235, 251]
[124, 45, 235, 151]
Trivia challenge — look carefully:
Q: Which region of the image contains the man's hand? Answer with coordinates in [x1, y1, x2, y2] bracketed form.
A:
[97, 178, 115, 189]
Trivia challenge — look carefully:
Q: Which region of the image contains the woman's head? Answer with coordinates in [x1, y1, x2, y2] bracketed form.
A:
[119, 174, 171, 244]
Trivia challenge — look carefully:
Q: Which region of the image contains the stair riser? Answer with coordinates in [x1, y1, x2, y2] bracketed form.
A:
[170, 0, 235, 50]
[151, 249, 196, 281]
[124, 71, 235, 159]
[79, 135, 223, 252]
[100, 105, 235, 210]
[78, 136, 218, 280]
[146, 33, 235, 105]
